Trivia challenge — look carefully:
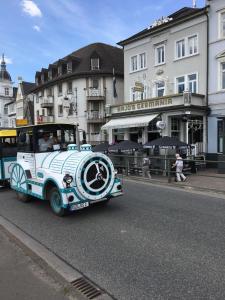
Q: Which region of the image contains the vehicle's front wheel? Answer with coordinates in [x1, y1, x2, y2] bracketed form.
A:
[49, 187, 67, 217]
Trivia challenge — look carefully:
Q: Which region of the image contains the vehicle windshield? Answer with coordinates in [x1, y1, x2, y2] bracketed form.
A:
[37, 126, 76, 152]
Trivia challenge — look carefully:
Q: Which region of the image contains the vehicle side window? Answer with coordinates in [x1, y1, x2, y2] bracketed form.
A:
[18, 130, 33, 152]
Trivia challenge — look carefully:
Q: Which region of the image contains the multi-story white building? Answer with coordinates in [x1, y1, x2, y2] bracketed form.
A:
[32, 43, 124, 145]
[16, 80, 36, 125]
[0, 54, 15, 127]
[207, 0, 225, 161]
[103, 7, 208, 155]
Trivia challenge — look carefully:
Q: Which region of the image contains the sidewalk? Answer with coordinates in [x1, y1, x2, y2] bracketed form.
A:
[0, 227, 72, 300]
[123, 168, 225, 195]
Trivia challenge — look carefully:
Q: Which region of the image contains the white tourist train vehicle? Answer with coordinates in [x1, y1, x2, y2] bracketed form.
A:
[10, 123, 123, 216]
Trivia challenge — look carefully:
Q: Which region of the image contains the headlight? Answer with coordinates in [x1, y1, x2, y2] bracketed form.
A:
[63, 174, 73, 185]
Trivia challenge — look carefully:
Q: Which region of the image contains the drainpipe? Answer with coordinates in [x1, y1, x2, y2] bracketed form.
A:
[205, 6, 209, 154]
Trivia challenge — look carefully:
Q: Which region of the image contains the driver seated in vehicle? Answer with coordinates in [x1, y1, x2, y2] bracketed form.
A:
[38, 132, 55, 152]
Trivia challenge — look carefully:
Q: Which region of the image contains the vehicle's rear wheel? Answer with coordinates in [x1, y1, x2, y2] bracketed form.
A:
[49, 187, 67, 217]
[16, 192, 31, 203]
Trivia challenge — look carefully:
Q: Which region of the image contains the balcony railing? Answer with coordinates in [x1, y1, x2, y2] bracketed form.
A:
[37, 115, 54, 124]
[41, 96, 54, 108]
[87, 111, 105, 123]
[86, 88, 105, 101]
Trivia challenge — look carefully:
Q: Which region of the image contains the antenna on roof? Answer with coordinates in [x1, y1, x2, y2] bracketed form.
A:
[192, 0, 197, 8]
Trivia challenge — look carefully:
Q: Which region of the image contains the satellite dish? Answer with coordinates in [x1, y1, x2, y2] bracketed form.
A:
[156, 121, 166, 130]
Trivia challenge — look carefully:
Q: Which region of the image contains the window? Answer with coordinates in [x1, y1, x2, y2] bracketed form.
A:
[58, 105, 63, 117]
[58, 83, 62, 96]
[92, 78, 99, 89]
[156, 82, 165, 97]
[218, 120, 224, 153]
[188, 35, 198, 55]
[175, 35, 198, 59]
[155, 45, 165, 65]
[4, 106, 8, 115]
[47, 88, 52, 97]
[5, 88, 9, 96]
[68, 103, 74, 116]
[176, 76, 185, 93]
[188, 74, 197, 93]
[67, 81, 72, 94]
[221, 62, 225, 90]
[171, 117, 180, 138]
[91, 58, 99, 70]
[220, 11, 225, 38]
[130, 86, 146, 101]
[176, 39, 185, 58]
[18, 129, 34, 152]
[37, 110, 39, 117]
[139, 53, 146, 69]
[131, 55, 138, 72]
[42, 109, 45, 116]
[176, 73, 198, 93]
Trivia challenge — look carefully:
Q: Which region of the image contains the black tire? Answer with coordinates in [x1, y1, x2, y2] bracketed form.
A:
[16, 192, 32, 203]
[49, 187, 67, 217]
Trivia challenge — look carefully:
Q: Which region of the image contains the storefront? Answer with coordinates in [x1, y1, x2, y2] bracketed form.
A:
[102, 93, 207, 155]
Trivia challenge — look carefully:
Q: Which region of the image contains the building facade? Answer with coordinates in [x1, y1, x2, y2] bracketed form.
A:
[16, 80, 36, 125]
[207, 0, 225, 159]
[32, 43, 124, 145]
[103, 7, 208, 155]
[0, 54, 15, 127]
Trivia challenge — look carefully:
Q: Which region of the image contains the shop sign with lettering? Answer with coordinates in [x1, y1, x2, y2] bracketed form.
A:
[113, 98, 173, 114]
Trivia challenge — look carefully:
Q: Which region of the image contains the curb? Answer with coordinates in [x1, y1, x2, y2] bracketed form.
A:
[0, 216, 114, 300]
[122, 176, 225, 198]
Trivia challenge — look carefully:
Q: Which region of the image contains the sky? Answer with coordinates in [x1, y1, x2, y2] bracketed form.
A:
[0, 0, 205, 84]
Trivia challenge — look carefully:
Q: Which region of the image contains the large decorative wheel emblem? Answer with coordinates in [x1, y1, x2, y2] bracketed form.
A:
[84, 160, 109, 193]
[10, 164, 27, 192]
[76, 155, 115, 200]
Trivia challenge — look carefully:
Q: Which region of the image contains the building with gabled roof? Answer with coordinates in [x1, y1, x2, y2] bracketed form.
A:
[32, 42, 124, 145]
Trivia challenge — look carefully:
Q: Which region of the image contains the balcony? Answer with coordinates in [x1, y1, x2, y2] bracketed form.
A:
[87, 111, 105, 123]
[86, 88, 105, 101]
[37, 115, 54, 124]
[41, 96, 54, 108]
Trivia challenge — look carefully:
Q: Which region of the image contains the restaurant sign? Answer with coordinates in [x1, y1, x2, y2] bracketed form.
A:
[114, 98, 173, 114]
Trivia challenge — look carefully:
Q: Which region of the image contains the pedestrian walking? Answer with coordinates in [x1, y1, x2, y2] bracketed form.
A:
[142, 157, 151, 179]
[172, 153, 186, 182]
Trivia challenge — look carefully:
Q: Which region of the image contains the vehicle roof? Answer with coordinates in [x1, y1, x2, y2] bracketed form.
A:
[16, 123, 78, 129]
[0, 128, 17, 137]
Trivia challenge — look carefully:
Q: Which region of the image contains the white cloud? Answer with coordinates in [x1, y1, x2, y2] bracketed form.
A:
[4, 56, 13, 64]
[21, 0, 42, 17]
[33, 25, 41, 32]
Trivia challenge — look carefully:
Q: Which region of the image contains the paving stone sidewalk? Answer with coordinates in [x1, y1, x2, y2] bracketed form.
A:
[124, 168, 225, 194]
[0, 227, 73, 300]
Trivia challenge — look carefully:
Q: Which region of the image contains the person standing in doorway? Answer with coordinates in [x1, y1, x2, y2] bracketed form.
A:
[172, 153, 186, 182]
[142, 157, 151, 179]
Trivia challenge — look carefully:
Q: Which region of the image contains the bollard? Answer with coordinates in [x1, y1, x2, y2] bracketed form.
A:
[167, 158, 172, 183]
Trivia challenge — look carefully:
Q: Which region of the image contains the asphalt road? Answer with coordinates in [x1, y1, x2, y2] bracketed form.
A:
[1, 180, 225, 300]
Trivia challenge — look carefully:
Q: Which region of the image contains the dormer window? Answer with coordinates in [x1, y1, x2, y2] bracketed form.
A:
[91, 58, 100, 70]
[5, 87, 9, 96]
[48, 70, 52, 80]
[67, 61, 73, 73]
[58, 65, 62, 76]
